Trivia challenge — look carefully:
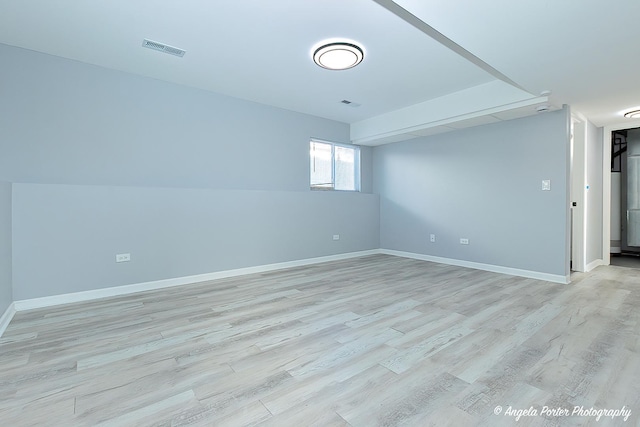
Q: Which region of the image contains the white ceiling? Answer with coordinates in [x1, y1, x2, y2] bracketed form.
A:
[1, 0, 639, 144]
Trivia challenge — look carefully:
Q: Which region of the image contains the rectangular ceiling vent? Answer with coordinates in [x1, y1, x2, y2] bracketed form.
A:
[142, 39, 186, 57]
[341, 99, 361, 108]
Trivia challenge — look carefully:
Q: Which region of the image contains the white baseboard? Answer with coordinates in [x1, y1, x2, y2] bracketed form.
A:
[380, 249, 571, 284]
[0, 302, 16, 338]
[13, 250, 381, 312]
[12, 247, 571, 313]
[585, 259, 605, 273]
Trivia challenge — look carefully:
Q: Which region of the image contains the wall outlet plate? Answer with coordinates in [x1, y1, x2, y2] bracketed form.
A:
[116, 253, 131, 263]
[460, 238, 469, 245]
[430, 234, 436, 242]
[332, 234, 340, 241]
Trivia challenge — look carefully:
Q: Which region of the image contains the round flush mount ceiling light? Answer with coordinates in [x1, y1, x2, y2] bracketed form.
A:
[313, 42, 364, 70]
[624, 109, 640, 119]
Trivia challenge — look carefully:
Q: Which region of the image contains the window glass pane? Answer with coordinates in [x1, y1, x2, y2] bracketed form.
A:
[334, 145, 355, 191]
[310, 141, 333, 188]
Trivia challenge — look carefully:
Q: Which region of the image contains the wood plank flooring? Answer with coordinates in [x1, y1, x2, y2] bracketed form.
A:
[1, 254, 639, 426]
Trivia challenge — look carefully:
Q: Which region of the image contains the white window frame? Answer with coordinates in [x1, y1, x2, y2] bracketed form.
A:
[310, 139, 361, 192]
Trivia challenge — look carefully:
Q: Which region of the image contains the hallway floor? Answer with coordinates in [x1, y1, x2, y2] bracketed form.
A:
[610, 253, 640, 269]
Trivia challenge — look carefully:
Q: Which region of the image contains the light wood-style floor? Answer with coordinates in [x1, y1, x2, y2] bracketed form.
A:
[1, 255, 638, 426]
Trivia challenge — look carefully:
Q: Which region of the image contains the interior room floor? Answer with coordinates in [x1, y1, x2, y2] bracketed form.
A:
[610, 253, 640, 269]
[1, 254, 638, 426]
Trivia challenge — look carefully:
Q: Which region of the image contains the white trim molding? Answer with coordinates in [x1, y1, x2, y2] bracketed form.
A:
[585, 259, 605, 273]
[0, 302, 16, 338]
[13, 250, 380, 312]
[11, 248, 572, 315]
[380, 249, 571, 284]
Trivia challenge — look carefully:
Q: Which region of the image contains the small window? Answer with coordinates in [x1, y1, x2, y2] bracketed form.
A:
[310, 140, 360, 191]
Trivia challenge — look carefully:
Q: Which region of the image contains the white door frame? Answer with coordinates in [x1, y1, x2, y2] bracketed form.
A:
[571, 115, 587, 272]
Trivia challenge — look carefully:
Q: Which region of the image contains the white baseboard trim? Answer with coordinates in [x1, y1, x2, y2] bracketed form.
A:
[585, 259, 605, 273]
[12, 248, 572, 312]
[380, 249, 571, 284]
[13, 250, 381, 312]
[0, 302, 16, 338]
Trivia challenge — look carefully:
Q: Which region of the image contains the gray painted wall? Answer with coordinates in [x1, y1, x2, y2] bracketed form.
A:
[0, 182, 12, 313]
[0, 43, 373, 191]
[13, 184, 379, 300]
[1, 44, 378, 300]
[586, 122, 603, 265]
[373, 110, 570, 276]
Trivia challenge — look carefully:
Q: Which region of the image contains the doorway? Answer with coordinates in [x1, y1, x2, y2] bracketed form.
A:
[609, 127, 640, 268]
[602, 120, 640, 267]
[570, 117, 586, 272]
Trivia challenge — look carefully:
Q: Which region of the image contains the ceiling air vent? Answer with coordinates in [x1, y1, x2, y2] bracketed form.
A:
[142, 39, 186, 57]
[340, 99, 361, 108]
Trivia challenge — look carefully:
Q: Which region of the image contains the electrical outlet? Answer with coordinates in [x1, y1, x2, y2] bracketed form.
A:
[116, 253, 131, 263]
[460, 238, 469, 245]
[542, 180, 551, 191]
[333, 234, 340, 241]
[430, 234, 436, 243]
